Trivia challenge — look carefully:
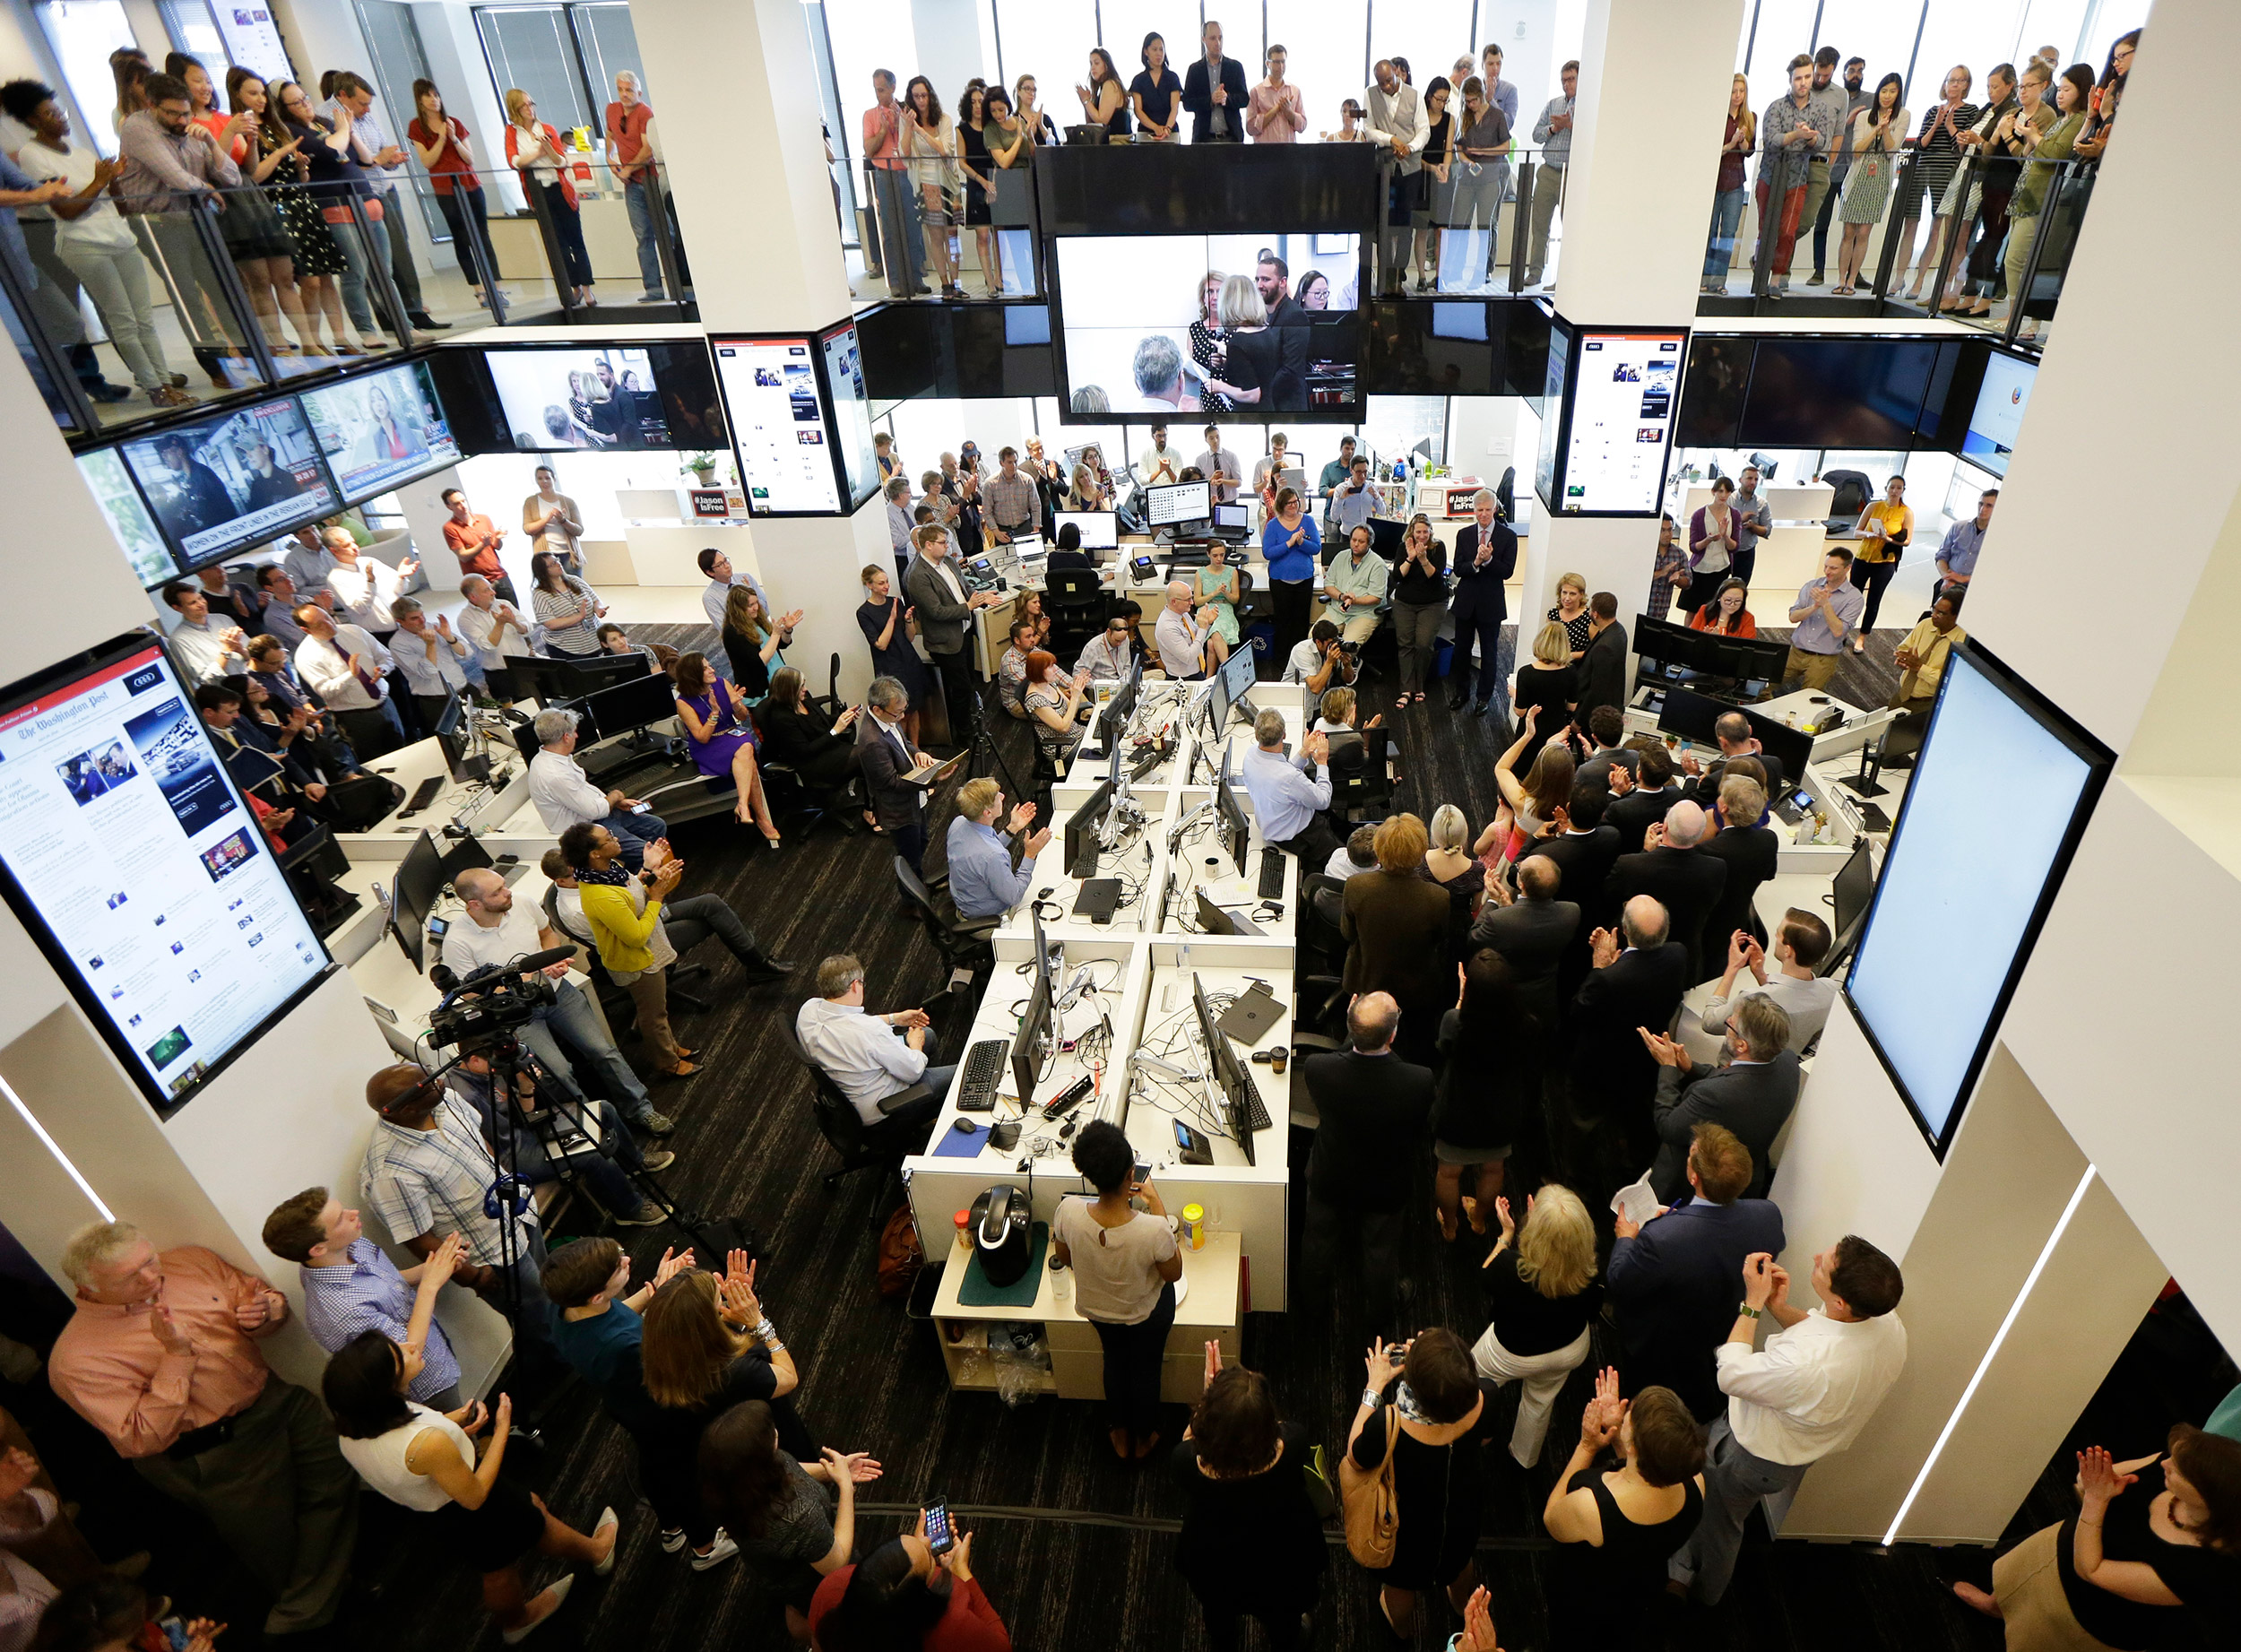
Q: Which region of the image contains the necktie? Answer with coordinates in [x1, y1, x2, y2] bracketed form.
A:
[334, 638, 379, 697]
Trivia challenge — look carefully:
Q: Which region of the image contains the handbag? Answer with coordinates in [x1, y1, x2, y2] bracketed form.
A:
[1338, 1399, 1401, 1568]
[1301, 1440, 1338, 1521]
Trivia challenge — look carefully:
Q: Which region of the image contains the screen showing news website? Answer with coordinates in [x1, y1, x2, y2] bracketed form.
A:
[0, 647, 325, 1105]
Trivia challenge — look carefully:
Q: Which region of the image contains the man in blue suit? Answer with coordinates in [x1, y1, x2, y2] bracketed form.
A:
[1606, 1122, 1786, 1421]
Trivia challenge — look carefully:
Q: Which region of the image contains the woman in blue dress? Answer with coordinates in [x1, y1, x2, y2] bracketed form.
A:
[672, 652, 782, 846]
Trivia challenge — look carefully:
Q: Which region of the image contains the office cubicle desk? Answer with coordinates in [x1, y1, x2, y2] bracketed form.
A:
[928, 1229, 1242, 1403]
[333, 737, 528, 861]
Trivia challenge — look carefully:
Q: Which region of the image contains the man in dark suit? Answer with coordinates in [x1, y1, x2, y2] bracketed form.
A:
[1605, 800, 1728, 982]
[1179, 20, 1250, 142]
[1468, 853, 1579, 1022]
[856, 675, 934, 871]
[1606, 1121, 1786, 1420]
[1446, 489, 1515, 711]
[1682, 710, 1787, 805]
[1301, 991, 1434, 1336]
[1570, 895, 1688, 1157]
[901, 523, 1001, 742]
[1575, 706, 1640, 791]
[1700, 774, 1780, 960]
[1607, 743, 1680, 854]
[1571, 592, 1628, 736]
[1518, 779, 1622, 1008]
[1641, 994, 1801, 1203]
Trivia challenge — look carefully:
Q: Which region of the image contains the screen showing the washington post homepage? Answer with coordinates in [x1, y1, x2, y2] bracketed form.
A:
[1054, 234, 1361, 417]
[0, 644, 326, 1112]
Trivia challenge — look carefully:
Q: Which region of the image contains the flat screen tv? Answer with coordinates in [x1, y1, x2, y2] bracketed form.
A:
[1739, 336, 1939, 450]
[299, 360, 461, 502]
[1051, 233, 1363, 419]
[1844, 643, 2113, 1156]
[485, 345, 673, 450]
[118, 396, 338, 568]
[1961, 351, 2035, 477]
[0, 635, 331, 1116]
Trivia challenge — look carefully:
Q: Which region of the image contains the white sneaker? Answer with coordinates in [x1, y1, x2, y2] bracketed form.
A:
[689, 1530, 739, 1570]
[660, 1527, 687, 1553]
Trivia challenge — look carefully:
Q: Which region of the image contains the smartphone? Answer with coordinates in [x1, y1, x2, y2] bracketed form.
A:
[1132, 1157, 1150, 1189]
[425, 914, 449, 942]
[924, 1501, 955, 1556]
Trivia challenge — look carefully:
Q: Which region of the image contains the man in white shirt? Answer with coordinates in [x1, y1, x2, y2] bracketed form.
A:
[162, 580, 248, 683]
[1670, 1238, 1908, 1604]
[1691, 911, 1839, 1061]
[794, 954, 953, 1145]
[696, 546, 771, 641]
[455, 575, 532, 700]
[292, 603, 404, 758]
[1279, 618, 1359, 694]
[1137, 424, 1181, 489]
[323, 535, 418, 639]
[1076, 611, 1138, 682]
[1154, 581, 1218, 679]
[386, 597, 472, 728]
[527, 707, 665, 869]
[439, 867, 667, 1134]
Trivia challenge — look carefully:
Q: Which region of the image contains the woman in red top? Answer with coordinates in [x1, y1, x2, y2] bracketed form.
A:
[809, 1523, 1010, 1651]
[408, 80, 498, 310]
[504, 88, 595, 306]
[170, 54, 308, 355]
[1688, 576, 1758, 637]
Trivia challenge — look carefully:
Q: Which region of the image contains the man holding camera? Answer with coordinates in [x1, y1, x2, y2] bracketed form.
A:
[1279, 618, 1360, 697]
[443, 1042, 670, 1229]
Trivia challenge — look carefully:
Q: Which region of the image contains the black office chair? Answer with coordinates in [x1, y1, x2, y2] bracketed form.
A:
[1325, 729, 1395, 819]
[813, 651, 846, 723]
[894, 855, 998, 989]
[1045, 566, 1105, 657]
[779, 1022, 930, 1224]
[1493, 464, 1516, 522]
[1822, 469, 1873, 529]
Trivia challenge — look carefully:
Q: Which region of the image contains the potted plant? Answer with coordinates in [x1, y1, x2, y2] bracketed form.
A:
[682, 453, 720, 487]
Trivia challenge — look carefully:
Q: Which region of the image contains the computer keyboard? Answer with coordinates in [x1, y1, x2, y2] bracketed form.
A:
[1257, 848, 1286, 899]
[1233, 1065, 1273, 1133]
[1076, 844, 1098, 879]
[957, 1039, 1009, 1111]
[397, 776, 444, 818]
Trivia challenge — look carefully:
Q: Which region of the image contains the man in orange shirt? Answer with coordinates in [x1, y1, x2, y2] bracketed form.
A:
[861, 68, 925, 299]
[47, 1221, 358, 1635]
[440, 486, 516, 605]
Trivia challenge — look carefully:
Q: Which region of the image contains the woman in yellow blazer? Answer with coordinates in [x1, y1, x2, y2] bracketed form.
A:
[559, 820, 696, 1079]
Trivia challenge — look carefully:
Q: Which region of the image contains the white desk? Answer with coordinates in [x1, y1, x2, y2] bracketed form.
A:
[339, 737, 528, 860]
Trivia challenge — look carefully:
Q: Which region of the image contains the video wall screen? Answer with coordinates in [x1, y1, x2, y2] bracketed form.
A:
[818, 322, 881, 511]
[1560, 331, 1683, 515]
[1845, 644, 2112, 1156]
[1963, 352, 2035, 477]
[0, 637, 330, 1116]
[78, 449, 176, 587]
[486, 345, 673, 450]
[709, 337, 843, 515]
[1051, 233, 1363, 419]
[299, 361, 461, 500]
[118, 396, 337, 566]
[1740, 337, 1939, 451]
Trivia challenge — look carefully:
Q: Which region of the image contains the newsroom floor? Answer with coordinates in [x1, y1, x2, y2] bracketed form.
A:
[12, 617, 2198, 1652]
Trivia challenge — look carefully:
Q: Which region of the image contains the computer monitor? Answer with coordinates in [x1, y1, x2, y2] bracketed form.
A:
[1633, 613, 1726, 678]
[1822, 835, 1876, 976]
[1216, 644, 1256, 723]
[1189, 972, 1255, 1166]
[577, 670, 679, 742]
[430, 693, 489, 783]
[1215, 763, 1250, 872]
[1096, 659, 1140, 749]
[1064, 780, 1113, 876]
[388, 829, 449, 973]
[1657, 685, 1727, 748]
[1009, 959, 1051, 1106]
[1054, 510, 1118, 549]
[1213, 502, 1250, 532]
[1146, 480, 1211, 530]
[1740, 710, 1814, 792]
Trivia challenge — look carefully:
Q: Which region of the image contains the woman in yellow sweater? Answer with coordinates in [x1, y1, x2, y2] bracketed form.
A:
[559, 820, 696, 1079]
[1847, 474, 1914, 654]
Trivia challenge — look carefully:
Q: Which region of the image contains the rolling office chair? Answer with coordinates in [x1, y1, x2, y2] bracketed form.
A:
[780, 1022, 932, 1225]
[1821, 469, 1873, 530]
[894, 855, 999, 991]
[1493, 464, 1516, 523]
[1325, 729, 1396, 820]
[1044, 566, 1106, 658]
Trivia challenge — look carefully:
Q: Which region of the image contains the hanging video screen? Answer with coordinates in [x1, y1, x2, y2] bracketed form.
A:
[818, 322, 881, 511]
[118, 397, 337, 567]
[485, 345, 672, 450]
[1052, 233, 1362, 419]
[0, 637, 330, 1117]
[299, 360, 461, 502]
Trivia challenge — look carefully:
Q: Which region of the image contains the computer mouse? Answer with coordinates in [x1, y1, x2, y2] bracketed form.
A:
[950, 1118, 976, 1134]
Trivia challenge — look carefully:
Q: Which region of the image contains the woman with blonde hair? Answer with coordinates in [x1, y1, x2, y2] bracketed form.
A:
[1475, 1184, 1603, 1464]
[1189, 269, 1230, 411]
[1484, 702, 1576, 868]
[1203, 273, 1298, 408]
[1705, 74, 1754, 290]
[1424, 802, 1484, 963]
[1548, 570, 1592, 656]
[504, 88, 594, 306]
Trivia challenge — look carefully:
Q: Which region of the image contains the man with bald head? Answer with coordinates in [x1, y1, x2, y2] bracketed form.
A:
[529, 706, 665, 869]
[1468, 852, 1580, 1020]
[359, 1063, 560, 1371]
[1154, 580, 1223, 679]
[1571, 895, 1691, 1177]
[1605, 800, 1730, 984]
[1301, 990, 1434, 1336]
[439, 864, 670, 1134]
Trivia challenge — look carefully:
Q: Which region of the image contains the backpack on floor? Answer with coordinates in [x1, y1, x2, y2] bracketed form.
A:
[877, 1206, 923, 1298]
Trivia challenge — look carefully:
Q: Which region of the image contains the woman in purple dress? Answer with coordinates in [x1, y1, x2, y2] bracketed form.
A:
[671, 651, 782, 846]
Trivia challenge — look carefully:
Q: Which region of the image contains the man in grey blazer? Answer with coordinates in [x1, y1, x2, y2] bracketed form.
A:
[901, 523, 1001, 741]
[1640, 993, 1800, 1203]
[1467, 854, 1579, 1022]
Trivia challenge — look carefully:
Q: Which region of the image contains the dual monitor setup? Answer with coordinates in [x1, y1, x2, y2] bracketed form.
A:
[1144, 480, 1251, 540]
[1633, 613, 1792, 703]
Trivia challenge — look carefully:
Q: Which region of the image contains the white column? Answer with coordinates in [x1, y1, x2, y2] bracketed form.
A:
[630, 0, 899, 705]
[1515, 0, 1743, 657]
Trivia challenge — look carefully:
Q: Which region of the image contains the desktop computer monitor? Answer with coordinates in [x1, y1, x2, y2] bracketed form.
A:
[578, 670, 681, 742]
[1212, 502, 1250, 533]
[1822, 835, 1876, 975]
[1216, 644, 1256, 722]
[1054, 510, 1118, 550]
[388, 829, 449, 973]
[1096, 660, 1140, 749]
[1189, 973, 1256, 1166]
[1657, 685, 1727, 748]
[1634, 613, 1725, 678]
[430, 693, 492, 783]
[1740, 710, 1814, 791]
[1010, 960, 1051, 1107]
[1146, 480, 1212, 531]
[1215, 763, 1250, 872]
[1064, 780, 1113, 876]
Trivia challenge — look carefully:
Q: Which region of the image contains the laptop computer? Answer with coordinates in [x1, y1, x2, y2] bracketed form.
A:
[1195, 887, 1265, 938]
[903, 752, 968, 787]
[1073, 878, 1124, 921]
[1215, 980, 1284, 1046]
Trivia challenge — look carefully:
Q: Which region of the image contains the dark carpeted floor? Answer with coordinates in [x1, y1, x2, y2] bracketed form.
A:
[25, 615, 2164, 1652]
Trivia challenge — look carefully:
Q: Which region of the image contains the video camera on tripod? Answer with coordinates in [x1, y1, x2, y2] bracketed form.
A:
[425, 949, 571, 1051]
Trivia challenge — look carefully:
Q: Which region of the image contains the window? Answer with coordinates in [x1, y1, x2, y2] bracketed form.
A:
[34, 0, 140, 158]
[574, 2, 646, 108]
[1375, 0, 1471, 103]
[824, 0, 914, 156]
[1738, 0, 1819, 78]
[157, 1, 231, 70]
[1909, 0, 2028, 110]
[993, 0, 1086, 117]
[1812, 2, 1929, 101]
[1266, 0, 1369, 133]
[356, 2, 446, 241]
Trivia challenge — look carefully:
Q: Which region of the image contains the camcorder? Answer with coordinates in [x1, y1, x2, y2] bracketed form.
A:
[425, 951, 567, 1051]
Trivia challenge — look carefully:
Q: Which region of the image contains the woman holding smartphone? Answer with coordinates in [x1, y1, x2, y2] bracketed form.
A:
[1052, 1119, 1183, 1461]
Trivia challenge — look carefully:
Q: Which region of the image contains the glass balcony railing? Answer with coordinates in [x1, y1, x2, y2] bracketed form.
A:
[1405, 143, 1565, 297]
[1, 161, 695, 435]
